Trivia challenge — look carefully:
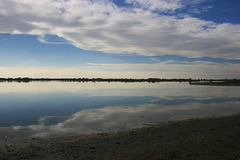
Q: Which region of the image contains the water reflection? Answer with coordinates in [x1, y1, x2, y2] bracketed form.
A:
[0, 82, 240, 141]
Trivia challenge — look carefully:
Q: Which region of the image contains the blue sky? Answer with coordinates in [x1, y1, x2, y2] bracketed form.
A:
[0, 0, 240, 78]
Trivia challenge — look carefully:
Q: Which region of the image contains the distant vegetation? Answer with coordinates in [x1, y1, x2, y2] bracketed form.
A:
[0, 77, 240, 85]
[189, 79, 240, 86]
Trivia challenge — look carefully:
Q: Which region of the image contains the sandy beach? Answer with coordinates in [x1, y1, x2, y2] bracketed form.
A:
[0, 114, 240, 160]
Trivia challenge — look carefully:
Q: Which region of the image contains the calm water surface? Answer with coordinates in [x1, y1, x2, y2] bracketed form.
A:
[0, 82, 240, 141]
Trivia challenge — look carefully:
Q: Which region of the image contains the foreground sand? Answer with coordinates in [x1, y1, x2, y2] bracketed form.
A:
[0, 114, 240, 160]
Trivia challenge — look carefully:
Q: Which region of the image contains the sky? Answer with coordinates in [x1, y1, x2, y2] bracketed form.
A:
[0, 0, 240, 79]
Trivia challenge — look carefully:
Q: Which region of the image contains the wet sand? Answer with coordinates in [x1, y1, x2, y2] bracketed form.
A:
[0, 114, 240, 160]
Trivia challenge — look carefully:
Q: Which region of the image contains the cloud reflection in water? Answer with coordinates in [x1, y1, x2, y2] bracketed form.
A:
[1, 100, 240, 142]
[1, 82, 240, 142]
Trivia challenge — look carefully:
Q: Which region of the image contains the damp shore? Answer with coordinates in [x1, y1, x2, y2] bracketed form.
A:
[1, 114, 240, 160]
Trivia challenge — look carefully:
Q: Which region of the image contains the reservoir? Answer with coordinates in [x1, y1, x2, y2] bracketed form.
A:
[0, 82, 240, 141]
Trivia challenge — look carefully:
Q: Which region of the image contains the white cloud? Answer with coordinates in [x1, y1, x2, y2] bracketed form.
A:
[151, 58, 160, 62]
[125, 0, 183, 12]
[188, 6, 213, 14]
[86, 61, 240, 79]
[1, 60, 240, 79]
[37, 35, 71, 44]
[0, 0, 240, 59]
[0, 66, 155, 78]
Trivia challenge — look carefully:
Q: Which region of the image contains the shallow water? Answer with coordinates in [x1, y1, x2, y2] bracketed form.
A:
[0, 82, 240, 141]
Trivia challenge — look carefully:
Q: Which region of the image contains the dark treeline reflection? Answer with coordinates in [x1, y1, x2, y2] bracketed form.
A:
[0, 77, 240, 85]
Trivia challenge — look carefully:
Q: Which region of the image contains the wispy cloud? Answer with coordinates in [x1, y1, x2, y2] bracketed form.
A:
[1, 59, 240, 79]
[125, 0, 183, 12]
[0, 0, 240, 59]
[37, 35, 71, 45]
[86, 61, 240, 78]
[151, 58, 160, 62]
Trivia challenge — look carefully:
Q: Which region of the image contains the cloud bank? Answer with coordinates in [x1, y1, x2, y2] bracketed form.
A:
[0, 0, 240, 58]
[1, 60, 240, 79]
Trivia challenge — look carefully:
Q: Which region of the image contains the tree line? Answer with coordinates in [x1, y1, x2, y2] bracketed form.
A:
[0, 77, 239, 84]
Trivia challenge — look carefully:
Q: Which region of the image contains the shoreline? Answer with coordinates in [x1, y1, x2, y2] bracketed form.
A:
[1, 77, 240, 85]
[1, 114, 240, 160]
